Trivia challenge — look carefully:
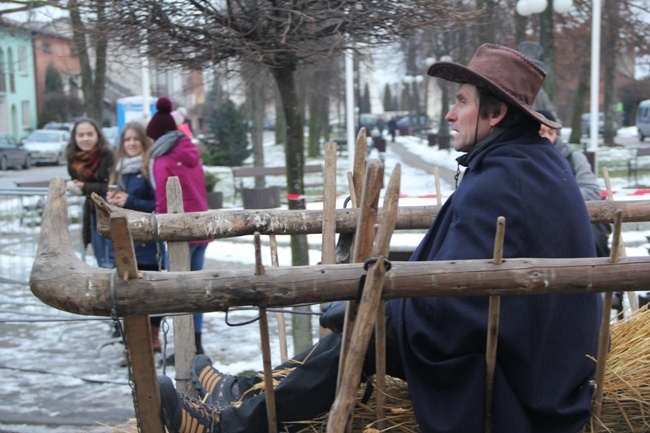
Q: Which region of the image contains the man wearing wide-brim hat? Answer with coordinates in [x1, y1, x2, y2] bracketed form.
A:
[387, 43, 602, 432]
[157, 44, 602, 433]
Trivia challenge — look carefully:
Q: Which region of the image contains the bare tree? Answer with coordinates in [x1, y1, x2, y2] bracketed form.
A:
[104, 0, 475, 352]
[1, 0, 109, 122]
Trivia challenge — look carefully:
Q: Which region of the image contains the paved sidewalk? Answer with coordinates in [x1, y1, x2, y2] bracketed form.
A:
[387, 138, 460, 188]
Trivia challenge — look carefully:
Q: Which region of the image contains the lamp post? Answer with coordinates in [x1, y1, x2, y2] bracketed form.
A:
[516, 0, 600, 170]
[402, 74, 424, 131]
[516, 0, 573, 105]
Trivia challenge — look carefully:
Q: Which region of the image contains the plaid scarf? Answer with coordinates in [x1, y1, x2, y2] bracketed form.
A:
[71, 147, 101, 181]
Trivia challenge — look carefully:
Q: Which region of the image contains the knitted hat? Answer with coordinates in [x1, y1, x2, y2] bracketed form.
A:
[146, 97, 177, 140]
[535, 109, 562, 128]
[428, 44, 561, 129]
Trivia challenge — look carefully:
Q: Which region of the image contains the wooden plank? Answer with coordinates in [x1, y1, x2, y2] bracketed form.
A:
[110, 214, 165, 433]
[92, 196, 650, 242]
[165, 176, 196, 397]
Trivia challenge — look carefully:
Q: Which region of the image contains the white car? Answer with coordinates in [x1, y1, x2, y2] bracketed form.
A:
[22, 129, 69, 166]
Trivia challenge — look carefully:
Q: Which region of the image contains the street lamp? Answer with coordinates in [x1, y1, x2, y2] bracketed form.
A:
[515, 0, 600, 167]
[516, 0, 573, 15]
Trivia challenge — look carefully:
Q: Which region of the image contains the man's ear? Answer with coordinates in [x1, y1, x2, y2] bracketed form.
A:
[489, 103, 507, 126]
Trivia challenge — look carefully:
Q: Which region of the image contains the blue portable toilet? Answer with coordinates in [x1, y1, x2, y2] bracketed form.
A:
[116, 96, 158, 138]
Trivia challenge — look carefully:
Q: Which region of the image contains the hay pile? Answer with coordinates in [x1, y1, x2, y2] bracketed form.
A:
[113, 307, 650, 433]
[586, 305, 650, 432]
[290, 306, 650, 433]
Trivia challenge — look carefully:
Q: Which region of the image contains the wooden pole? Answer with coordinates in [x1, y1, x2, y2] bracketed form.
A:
[602, 167, 638, 312]
[592, 209, 624, 427]
[93, 193, 650, 242]
[485, 216, 506, 433]
[269, 234, 288, 363]
[254, 232, 278, 433]
[327, 165, 400, 433]
[434, 166, 442, 206]
[110, 215, 165, 433]
[338, 159, 383, 393]
[165, 177, 196, 397]
[320, 142, 338, 339]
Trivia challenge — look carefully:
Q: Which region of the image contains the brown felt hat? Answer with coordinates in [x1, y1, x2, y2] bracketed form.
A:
[427, 44, 561, 129]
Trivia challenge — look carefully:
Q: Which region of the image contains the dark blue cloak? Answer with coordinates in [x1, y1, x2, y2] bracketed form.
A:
[388, 126, 602, 433]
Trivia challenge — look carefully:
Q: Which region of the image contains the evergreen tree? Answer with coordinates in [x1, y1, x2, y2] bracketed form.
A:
[383, 83, 393, 112]
[361, 83, 371, 113]
[202, 99, 252, 166]
[45, 63, 64, 93]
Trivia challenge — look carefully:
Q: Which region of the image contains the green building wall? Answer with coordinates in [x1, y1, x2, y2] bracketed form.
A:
[0, 24, 38, 141]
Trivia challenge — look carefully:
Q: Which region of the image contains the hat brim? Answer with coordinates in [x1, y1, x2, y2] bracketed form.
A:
[428, 62, 562, 130]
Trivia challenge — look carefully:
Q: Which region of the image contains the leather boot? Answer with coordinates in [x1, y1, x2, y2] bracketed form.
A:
[195, 332, 205, 355]
[151, 325, 161, 353]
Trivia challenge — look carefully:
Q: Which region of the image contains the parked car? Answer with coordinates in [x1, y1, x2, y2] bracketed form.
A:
[636, 99, 650, 142]
[43, 122, 74, 133]
[102, 126, 118, 149]
[0, 132, 31, 170]
[580, 112, 619, 137]
[22, 129, 69, 165]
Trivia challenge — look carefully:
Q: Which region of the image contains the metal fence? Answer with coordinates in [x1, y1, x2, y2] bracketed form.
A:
[0, 186, 85, 296]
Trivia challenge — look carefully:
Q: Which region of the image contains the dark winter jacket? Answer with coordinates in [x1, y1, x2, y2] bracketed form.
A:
[120, 171, 163, 268]
[67, 150, 115, 247]
[388, 126, 602, 433]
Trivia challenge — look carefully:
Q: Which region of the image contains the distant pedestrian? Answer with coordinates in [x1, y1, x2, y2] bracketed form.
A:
[387, 116, 398, 142]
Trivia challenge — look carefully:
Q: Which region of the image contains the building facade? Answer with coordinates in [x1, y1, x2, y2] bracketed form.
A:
[0, 19, 37, 140]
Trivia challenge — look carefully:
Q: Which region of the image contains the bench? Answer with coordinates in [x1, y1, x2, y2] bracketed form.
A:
[231, 164, 324, 207]
[627, 147, 650, 185]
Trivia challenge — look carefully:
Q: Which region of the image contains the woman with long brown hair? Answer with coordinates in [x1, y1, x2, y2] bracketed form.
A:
[65, 118, 115, 268]
[108, 121, 165, 366]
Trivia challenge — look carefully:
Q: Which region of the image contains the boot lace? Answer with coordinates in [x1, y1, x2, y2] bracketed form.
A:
[182, 394, 221, 433]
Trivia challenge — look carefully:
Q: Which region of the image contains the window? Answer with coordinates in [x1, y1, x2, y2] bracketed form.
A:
[0, 48, 5, 92]
[22, 101, 30, 130]
[42, 42, 51, 53]
[18, 46, 27, 75]
[7, 48, 14, 93]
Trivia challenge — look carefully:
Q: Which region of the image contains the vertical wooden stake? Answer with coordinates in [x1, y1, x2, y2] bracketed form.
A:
[434, 166, 442, 206]
[485, 216, 506, 433]
[592, 210, 624, 428]
[327, 165, 400, 433]
[254, 232, 278, 433]
[602, 167, 638, 312]
[269, 234, 288, 363]
[110, 215, 165, 433]
[320, 141, 338, 339]
[166, 177, 196, 397]
[337, 159, 383, 394]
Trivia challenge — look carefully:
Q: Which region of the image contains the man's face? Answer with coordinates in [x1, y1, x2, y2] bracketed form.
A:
[445, 84, 498, 152]
[539, 124, 558, 144]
